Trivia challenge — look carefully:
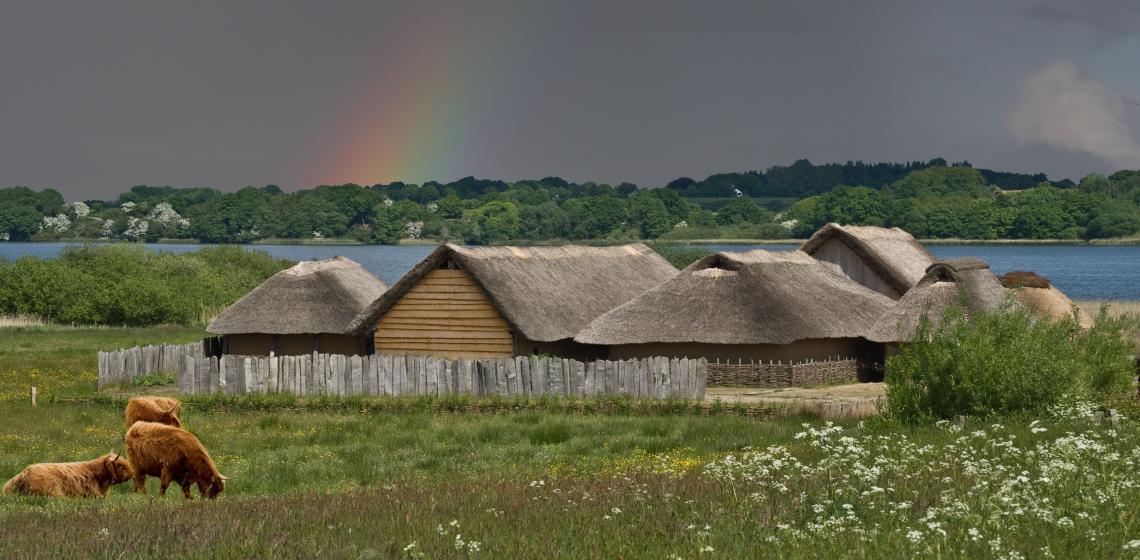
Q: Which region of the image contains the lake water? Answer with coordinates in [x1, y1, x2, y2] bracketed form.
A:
[1, 242, 1137, 300]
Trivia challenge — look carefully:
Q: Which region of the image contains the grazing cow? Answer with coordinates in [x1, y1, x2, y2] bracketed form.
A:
[3, 452, 134, 498]
[125, 396, 182, 429]
[124, 421, 228, 499]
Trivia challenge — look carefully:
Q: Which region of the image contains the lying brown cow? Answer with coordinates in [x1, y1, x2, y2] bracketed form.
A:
[125, 421, 228, 499]
[125, 396, 182, 428]
[3, 452, 134, 498]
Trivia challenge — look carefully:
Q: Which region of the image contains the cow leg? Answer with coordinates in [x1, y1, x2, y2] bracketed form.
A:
[133, 473, 147, 495]
[181, 478, 193, 500]
[159, 467, 172, 496]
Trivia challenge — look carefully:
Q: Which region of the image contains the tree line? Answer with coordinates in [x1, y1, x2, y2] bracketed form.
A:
[2, 159, 1138, 243]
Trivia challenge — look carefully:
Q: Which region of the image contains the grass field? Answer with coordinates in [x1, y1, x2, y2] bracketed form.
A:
[2, 326, 1140, 558]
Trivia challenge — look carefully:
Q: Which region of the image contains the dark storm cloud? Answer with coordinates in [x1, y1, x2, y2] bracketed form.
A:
[1, 1, 1138, 199]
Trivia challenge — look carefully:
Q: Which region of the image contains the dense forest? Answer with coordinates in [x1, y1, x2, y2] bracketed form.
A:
[2, 159, 1138, 244]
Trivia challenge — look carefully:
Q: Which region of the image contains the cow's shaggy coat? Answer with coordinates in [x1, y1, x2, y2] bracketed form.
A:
[3, 453, 134, 498]
[125, 396, 182, 428]
[125, 421, 228, 499]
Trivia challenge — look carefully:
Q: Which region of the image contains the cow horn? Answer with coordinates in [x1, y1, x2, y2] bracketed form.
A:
[219, 475, 231, 480]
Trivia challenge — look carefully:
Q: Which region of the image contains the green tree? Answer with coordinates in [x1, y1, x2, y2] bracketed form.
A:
[371, 200, 427, 244]
[187, 187, 273, 243]
[520, 203, 570, 240]
[886, 166, 990, 199]
[435, 194, 466, 219]
[627, 192, 672, 238]
[818, 186, 890, 226]
[561, 196, 627, 239]
[471, 200, 521, 244]
[1085, 208, 1140, 239]
[716, 197, 766, 225]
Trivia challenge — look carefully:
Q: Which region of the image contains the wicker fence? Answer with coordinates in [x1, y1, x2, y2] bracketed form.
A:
[706, 358, 861, 388]
[97, 342, 206, 388]
[177, 354, 706, 400]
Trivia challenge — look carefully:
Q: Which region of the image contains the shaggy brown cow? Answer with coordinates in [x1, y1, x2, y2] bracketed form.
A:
[3, 452, 134, 498]
[125, 396, 182, 429]
[125, 421, 228, 499]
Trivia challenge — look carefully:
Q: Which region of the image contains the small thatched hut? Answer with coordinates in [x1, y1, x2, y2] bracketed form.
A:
[573, 250, 894, 365]
[207, 256, 388, 356]
[347, 243, 678, 359]
[999, 271, 1094, 329]
[867, 258, 1010, 344]
[800, 223, 935, 299]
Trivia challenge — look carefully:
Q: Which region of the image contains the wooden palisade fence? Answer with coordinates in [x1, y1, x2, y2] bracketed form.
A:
[176, 354, 706, 400]
[98, 342, 206, 388]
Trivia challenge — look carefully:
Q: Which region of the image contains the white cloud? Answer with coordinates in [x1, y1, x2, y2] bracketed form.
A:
[1008, 60, 1140, 169]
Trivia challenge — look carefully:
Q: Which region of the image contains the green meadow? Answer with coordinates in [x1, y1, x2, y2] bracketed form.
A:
[1, 325, 1139, 559]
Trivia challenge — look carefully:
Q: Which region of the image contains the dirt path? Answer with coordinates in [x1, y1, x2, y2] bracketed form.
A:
[704, 383, 885, 419]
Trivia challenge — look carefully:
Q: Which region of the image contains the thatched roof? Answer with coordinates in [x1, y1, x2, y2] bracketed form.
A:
[1000, 271, 1093, 328]
[208, 257, 387, 335]
[348, 243, 678, 342]
[574, 249, 895, 346]
[867, 258, 1010, 343]
[800, 223, 935, 294]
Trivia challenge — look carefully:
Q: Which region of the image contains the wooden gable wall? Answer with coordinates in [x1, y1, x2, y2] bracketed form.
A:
[374, 268, 514, 358]
[811, 238, 901, 299]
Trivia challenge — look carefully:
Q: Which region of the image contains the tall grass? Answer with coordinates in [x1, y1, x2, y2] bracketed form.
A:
[0, 244, 292, 326]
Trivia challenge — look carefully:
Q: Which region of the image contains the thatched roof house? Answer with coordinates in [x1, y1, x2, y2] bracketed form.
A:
[801, 223, 935, 299]
[208, 256, 387, 356]
[574, 250, 894, 364]
[999, 271, 1094, 329]
[348, 243, 678, 359]
[867, 258, 1009, 343]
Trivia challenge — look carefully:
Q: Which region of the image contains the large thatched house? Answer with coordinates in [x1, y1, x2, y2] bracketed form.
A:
[347, 243, 678, 359]
[999, 271, 1094, 329]
[801, 223, 935, 299]
[867, 258, 1009, 344]
[573, 250, 894, 366]
[207, 256, 388, 356]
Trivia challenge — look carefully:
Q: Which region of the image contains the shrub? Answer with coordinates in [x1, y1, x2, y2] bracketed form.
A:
[646, 243, 711, 269]
[886, 304, 1138, 423]
[0, 244, 292, 326]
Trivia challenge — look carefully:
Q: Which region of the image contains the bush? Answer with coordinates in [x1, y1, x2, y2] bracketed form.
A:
[0, 244, 292, 326]
[646, 243, 711, 269]
[886, 304, 1138, 423]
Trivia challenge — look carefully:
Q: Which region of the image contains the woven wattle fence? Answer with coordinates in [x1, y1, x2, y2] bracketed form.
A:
[176, 354, 706, 400]
[705, 358, 862, 388]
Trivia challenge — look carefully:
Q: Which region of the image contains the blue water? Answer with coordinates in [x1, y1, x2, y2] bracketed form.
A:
[2, 242, 1137, 300]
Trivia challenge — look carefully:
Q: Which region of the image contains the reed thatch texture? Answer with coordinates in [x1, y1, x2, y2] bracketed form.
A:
[208, 257, 387, 335]
[800, 223, 935, 295]
[574, 249, 894, 346]
[1000, 271, 1093, 328]
[349, 243, 678, 342]
[867, 258, 1010, 343]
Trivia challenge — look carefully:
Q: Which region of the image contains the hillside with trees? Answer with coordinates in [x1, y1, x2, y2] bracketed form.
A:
[2, 159, 1137, 244]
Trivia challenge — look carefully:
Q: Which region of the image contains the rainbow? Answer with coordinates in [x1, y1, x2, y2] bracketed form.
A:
[305, 15, 506, 187]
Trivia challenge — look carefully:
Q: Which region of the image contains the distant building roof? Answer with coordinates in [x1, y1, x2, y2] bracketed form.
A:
[349, 243, 678, 342]
[800, 223, 935, 295]
[867, 259, 1010, 343]
[575, 249, 894, 346]
[207, 257, 387, 335]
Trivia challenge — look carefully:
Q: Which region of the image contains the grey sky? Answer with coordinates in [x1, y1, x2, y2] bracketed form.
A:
[2, 1, 1139, 199]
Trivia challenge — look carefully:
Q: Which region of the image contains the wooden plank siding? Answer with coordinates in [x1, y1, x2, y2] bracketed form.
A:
[375, 268, 514, 358]
[810, 238, 901, 299]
